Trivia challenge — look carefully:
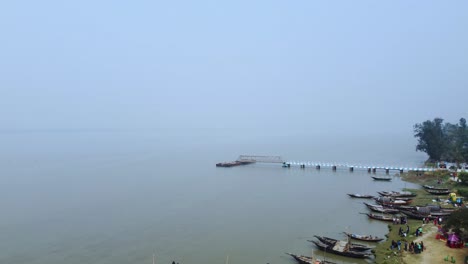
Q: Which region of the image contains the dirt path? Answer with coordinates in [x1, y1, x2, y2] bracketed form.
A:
[404, 224, 467, 264]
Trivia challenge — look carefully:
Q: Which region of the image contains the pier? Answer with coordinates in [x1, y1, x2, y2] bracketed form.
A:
[216, 155, 282, 167]
[216, 155, 436, 173]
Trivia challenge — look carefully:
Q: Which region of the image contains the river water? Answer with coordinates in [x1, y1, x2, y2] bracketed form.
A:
[0, 131, 426, 264]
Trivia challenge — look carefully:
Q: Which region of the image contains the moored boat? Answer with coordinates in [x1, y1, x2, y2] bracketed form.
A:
[343, 232, 384, 242]
[311, 240, 371, 259]
[363, 202, 400, 214]
[426, 189, 451, 195]
[285, 253, 336, 264]
[400, 209, 435, 220]
[422, 185, 450, 191]
[374, 197, 412, 206]
[347, 193, 374, 199]
[366, 213, 394, 222]
[371, 176, 391, 181]
[311, 236, 372, 251]
[377, 191, 417, 198]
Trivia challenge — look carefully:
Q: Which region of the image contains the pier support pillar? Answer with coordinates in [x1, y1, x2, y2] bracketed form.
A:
[386, 169, 390, 174]
[332, 166, 337, 171]
[372, 168, 376, 173]
[316, 165, 320, 170]
[400, 169, 404, 174]
[350, 167, 354, 172]
[367, 168, 371, 173]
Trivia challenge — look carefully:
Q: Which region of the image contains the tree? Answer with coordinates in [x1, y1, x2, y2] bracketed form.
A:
[443, 208, 468, 235]
[458, 118, 468, 162]
[414, 118, 446, 161]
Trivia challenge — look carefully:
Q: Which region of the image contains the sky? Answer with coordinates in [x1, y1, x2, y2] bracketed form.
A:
[1, 1, 467, 139]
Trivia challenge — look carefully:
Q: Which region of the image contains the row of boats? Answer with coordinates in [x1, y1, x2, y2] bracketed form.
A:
[286, 232, 384, 263]
[287, 186, 455, 263]
[348, 189, 455, 221]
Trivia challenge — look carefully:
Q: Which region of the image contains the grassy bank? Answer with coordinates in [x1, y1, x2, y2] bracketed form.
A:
[373, 170, 466, 263]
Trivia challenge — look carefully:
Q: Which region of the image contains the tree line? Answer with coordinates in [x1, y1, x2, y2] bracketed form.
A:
[414, 118, 468, 163]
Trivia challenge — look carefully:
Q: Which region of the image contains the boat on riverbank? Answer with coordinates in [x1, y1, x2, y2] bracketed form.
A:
[285, 253, 336, 264]
[426, 189, 451, 195]
[311, 240, 371, 259]
[422, 185, 451, 191]
[377, 191, 417, 198]
[343, 232, 384, 242]
[374, 197, 412, 206]
[399, 209, 434, 220]
[311, 236, 372, 251]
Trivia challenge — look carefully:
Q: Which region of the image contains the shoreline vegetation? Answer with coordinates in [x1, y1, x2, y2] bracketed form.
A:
[372, 170, 467, 264]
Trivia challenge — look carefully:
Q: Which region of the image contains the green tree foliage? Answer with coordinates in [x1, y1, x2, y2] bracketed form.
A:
[458, 171, 468, 186]
[443, 208, 468, 235]
[414, 118, 446, 161]
[414, 118, 468, 162]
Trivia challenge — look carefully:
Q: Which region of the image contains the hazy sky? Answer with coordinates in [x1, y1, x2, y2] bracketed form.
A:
[1, 1, 467, 138]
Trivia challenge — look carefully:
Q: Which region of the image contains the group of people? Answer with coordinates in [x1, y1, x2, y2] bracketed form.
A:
[415, 226, 423, 236]
[392, 216, 407, 225]
[409, 241, 425, 254]
[390, 240, 425, 254]
[398, 225, 410, 237]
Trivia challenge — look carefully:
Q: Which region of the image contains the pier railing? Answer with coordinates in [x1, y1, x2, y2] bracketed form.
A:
[237, 155, 284, 163]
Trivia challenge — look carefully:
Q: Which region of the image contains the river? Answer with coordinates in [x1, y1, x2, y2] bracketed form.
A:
[0, 131, 426, 264]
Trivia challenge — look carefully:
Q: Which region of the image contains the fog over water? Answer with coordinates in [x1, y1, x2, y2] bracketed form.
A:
[1, 1, 467, 263]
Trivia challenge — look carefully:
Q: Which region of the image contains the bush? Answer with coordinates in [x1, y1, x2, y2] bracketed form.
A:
[458, 172, 468, 185]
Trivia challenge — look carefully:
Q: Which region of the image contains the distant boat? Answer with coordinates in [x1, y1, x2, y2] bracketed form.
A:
[371, 176, 392, 181]
[343, 232, 384, 242]
[285, 253, 336, 264]
[347, 193, 374, 199]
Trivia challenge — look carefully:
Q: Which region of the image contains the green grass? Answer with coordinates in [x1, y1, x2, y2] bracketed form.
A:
[373, 219, 434, 264]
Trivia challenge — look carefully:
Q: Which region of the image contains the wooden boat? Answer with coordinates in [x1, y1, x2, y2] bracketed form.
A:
[343, 232, 384, 242]
[285, 253, 336, 264]
[311, 240, 371, 259]
[363, 202, 400, 214]
[347, 193, 374, 199]
[430, 211, 452, 217]
[371, 176, 391, 181]
[422, 185, 450, 191]
[426, 189, 451, 195]
[311, 236, 372, 251]
[366, 213, 394, 222]
[374, 197, 412, 206]
[377, 191, 417, 198]
[400, 210, 435, 220]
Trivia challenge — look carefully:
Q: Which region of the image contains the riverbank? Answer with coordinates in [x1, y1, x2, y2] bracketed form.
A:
[373, 171, 467, 264]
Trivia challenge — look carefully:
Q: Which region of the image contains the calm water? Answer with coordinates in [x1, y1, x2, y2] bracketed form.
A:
[0, 131, 425, 264]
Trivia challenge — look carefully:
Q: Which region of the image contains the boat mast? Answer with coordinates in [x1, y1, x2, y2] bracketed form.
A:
[152, 254, 155, 264]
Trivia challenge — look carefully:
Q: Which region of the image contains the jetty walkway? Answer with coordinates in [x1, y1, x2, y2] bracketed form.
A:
[217, 155, 436, 173]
